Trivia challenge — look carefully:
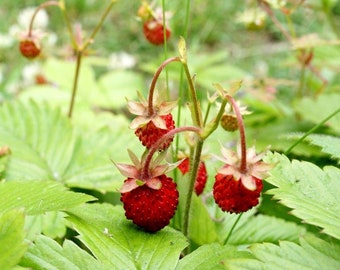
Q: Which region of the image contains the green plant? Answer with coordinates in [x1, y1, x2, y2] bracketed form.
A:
[1, 0, 340, 269]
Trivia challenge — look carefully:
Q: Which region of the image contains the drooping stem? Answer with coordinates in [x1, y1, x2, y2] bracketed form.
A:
[147, 56, 181, 116]
[226, 95, 247, 173]
[141, 126, 201, 180]
[28, 1, 60, 37]
[67, 50, 82, 118]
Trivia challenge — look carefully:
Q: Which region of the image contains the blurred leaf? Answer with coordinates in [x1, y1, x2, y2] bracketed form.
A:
[97, 70, 143, 108]
[235, 234, 340, 270]
[0, 180, 94, 215]
[305, 134, 340, 162]
[294, 93, 340, 133]
[20, 235, 107, 270]
[265, 153, 340, 239]
[0, 209, 27, 270]
[67, 203, 188, 270]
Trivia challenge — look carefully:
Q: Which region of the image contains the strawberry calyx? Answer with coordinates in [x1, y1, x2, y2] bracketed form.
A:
[215, 145, 272, 190]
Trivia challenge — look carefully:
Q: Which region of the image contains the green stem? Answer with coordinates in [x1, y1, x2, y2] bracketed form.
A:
[182, 138, 204, 239]
[67, 50, 82, 118]
[161, 0, 170, 100]
[181, 61, 203, 128]
[202, 98, 227, 139]
[147, 57, 181, 116]
[59, 0, 77, 49]
[297, 61, 306, 97]
[82, 0, 117, 51]
[322, 0, 340, 38]
[284, 107, 340, 155]
[224, 213, 243, 245]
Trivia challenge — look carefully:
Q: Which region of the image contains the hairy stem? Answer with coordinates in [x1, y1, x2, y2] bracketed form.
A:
[147, 57, 181, 116]
[28, 1, 60, 37]
[226, 95, 247, 173]
[141, 126, 201, 180]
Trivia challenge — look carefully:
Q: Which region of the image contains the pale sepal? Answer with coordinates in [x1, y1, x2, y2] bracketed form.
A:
[114, 163, 139, 179]
[146, 178, 162, 190]
[120, 178, 140, 193]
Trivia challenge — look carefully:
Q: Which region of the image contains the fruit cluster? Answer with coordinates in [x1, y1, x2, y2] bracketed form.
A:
[116, 57, 272, 232]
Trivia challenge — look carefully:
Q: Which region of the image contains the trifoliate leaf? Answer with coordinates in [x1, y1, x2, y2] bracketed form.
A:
[67, 203, 188, 270]
[20, 235, 107, 270]
[0, 209, 27, 270]
[265, 153, 340, 239]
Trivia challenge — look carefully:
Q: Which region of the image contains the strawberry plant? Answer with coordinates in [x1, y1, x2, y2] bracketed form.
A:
[1, 0, 340, 269]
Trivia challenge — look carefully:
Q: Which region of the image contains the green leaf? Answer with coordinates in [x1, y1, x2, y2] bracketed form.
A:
[0, 209, 28, 270]
[176, 243, 255, 270]
[67, 203, 188, 270]
[227, 214, 306, 245]
[20, 235, 107, 270]
[265, 153, 340, 239]
[306, 134, 340, 162]
[0, 101, 76, 181]
[242, 234, 340, 270]
[0, 100, 137, 192]
[0, 180, 94, 215]
[188, 195, 218, 245]
[294, 93, 340, 133]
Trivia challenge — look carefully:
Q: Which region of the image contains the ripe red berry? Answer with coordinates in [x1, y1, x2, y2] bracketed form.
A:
[135, 113, 175, 150]
[213, 170, 263, 214]
[178, 158, 208, 196]
[143, 19, 171, 45]
[121, 174, 179, 232]
[19, 39, 41, 59]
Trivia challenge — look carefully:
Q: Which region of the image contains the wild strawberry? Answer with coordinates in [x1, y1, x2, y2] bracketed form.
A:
[128, 91, 176, 151]
[143, 19, 171, 45]
[115, 150, 180, 232]
[121, 174, 178, 232]
[213, 172, 263, 213]
[178, 157, 208, 196]
[135, 113, 175, 150]
[213, 146, 271, 213]
[220, 114, 238, 132]
[19, 38, 41, 59]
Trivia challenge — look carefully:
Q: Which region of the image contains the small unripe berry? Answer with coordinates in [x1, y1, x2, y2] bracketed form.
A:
[220, 114, 238, 132]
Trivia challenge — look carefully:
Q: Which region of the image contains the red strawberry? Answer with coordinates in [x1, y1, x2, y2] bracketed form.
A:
[121, 174, 178, 232]
[178, 158, 208, 196]
[135, 113, 175, 150]
[213, 171, 263, 213]
[212, 146, 272, 213]
[19, 39, 41, 59]
[143, 19, 171, 45]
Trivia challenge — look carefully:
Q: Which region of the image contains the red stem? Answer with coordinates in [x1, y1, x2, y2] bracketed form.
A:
[147, 56, 181, 116]
[141, 126, 201, 179]
[28, 1, 60, 37]
[226, 95, 247, 173]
